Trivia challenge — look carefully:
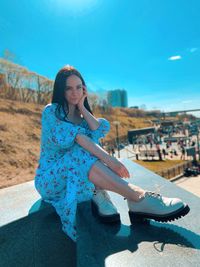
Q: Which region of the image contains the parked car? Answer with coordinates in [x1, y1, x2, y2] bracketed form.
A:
[184, 167, 200, 177]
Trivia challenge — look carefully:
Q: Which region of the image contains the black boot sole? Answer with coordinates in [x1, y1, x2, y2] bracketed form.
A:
[129, 204, 190, 224]
[91, 200, 121, 223]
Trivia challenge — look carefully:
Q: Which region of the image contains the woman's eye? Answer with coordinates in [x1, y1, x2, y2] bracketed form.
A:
[65, 86, 82, 91]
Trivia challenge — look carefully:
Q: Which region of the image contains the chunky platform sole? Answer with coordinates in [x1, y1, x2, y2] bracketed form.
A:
[91, 200, 121, 223]
[128, 204, 190, 224]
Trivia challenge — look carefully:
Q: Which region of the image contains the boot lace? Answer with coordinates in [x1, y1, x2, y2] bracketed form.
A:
[146, 183, 165, 199]
[146, 191, 162, 198]
[123, 184, 164, 201]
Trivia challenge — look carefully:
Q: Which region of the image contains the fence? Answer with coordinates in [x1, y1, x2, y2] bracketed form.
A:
[157, 161, 193, 179]
[139, 150, 159, 160]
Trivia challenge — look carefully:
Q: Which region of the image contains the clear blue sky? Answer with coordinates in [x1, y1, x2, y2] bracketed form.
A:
[1, 0, 200, 113]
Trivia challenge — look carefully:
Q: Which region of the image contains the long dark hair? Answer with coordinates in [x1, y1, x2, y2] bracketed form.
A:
[52, 65, 93, 122]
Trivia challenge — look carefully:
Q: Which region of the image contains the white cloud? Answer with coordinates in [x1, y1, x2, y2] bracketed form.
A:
[168, 55, 182, 61]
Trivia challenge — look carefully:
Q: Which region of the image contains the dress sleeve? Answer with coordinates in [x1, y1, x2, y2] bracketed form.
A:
[42, 104, 86, 149]
[85, 118, 110, 143]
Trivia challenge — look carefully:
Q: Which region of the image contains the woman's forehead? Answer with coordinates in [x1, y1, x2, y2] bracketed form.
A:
[66, 75, 82, 85]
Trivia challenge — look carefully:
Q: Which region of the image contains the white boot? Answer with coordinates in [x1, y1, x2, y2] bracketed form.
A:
[91, 189, 120, 223]
[127, 191, 190, 223]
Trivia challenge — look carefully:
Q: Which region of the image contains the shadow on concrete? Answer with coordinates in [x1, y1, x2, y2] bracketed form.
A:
[0, 199, 76, 267]
[77, 200, 200, 267]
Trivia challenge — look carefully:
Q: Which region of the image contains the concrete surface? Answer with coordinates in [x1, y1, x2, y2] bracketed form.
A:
[1, 159, 200, 267]
[0, 181, 76, 267]
[174, 175, 200, 197]
[77, 159, 200, 267]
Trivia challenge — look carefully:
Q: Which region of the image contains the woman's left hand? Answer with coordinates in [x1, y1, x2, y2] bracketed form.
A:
[77, 85, 88, 110]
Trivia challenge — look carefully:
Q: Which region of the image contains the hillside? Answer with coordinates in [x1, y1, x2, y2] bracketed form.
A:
[0, 98, 155, 189]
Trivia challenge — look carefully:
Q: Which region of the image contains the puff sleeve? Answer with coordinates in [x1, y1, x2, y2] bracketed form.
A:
[41, 104, 86, 149]
[85, 118, 110, 143]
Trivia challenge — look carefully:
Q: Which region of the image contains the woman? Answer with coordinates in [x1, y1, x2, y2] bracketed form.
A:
[34, 65, 190, 242]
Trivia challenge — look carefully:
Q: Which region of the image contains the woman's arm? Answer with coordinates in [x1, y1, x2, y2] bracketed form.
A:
[77, 86, 100, 131]
[76, 88, 130, 178]
[77, 87, 110, 142]
[79, 105, 100, 131]
[75, 132, 110, 162]
[75, 133, 130, 178]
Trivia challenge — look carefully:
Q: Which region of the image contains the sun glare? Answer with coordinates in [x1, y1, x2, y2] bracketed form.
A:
[52, 0, 100, 16]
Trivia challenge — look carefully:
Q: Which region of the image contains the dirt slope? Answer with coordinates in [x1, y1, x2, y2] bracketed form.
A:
[0, 98, 153, 189]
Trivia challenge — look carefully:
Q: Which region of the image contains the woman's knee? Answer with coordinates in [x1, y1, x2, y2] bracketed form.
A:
[88, 160, 118, 189]
[88, 159, 104, 180]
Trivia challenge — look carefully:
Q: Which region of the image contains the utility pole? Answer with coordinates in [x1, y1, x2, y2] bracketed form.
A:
[197, 131, 200, 160]
[113, 121, 120, 158]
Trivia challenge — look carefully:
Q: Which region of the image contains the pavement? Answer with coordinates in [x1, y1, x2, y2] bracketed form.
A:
[174, 175, 200, 197]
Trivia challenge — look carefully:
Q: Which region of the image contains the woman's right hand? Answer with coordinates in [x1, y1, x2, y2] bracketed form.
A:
[104, 156, 130, 179]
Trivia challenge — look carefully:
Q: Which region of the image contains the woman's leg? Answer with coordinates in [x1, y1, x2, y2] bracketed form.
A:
[89, 160, 145, 202]
[89, 160, 190, 223]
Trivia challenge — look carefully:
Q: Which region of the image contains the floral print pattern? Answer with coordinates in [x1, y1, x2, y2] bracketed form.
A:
[34, 103, 110, 242]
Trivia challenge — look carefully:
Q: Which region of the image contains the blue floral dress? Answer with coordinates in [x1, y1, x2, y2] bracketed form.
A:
[34, 103, 110, 242]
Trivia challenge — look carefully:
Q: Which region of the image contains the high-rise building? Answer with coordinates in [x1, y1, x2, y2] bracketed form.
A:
[107, 89, 128, 107]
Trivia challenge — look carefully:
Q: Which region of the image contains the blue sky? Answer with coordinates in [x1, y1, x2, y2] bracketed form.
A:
[0, 0, 200, 113]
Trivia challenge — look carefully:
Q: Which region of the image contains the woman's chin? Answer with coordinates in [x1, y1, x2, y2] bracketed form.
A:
[68, 100, 79, 105]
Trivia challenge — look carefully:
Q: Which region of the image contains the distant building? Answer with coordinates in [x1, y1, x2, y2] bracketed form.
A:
[107, 89, 128, 107]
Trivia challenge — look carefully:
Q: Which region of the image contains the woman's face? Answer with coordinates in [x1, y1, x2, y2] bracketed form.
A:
[64, 75, 83, 106]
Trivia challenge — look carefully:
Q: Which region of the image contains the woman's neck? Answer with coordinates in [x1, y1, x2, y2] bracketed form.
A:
[64, 103, 80, 117]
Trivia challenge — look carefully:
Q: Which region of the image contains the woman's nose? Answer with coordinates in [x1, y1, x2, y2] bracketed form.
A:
[72, 91, 78, 96]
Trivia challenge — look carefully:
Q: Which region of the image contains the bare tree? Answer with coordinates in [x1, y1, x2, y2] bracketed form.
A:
[0, 57, 53, 104]
[34, 74, 53, 104]
[88, 93, 98, 112]
[2, 49, 16, 62]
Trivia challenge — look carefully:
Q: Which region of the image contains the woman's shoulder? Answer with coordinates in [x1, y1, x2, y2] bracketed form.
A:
[43, 103, 58, 113]
[44, 102, 58, 108]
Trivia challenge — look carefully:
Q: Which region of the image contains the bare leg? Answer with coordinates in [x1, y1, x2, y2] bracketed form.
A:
[89, 160, 145, 202]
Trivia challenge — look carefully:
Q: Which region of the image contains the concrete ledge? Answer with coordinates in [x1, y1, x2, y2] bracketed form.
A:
[1, 160, 200, 267]
[0, 181, 41, 226]
[0, 181, 76, 267]
[77, 159, 200, 267]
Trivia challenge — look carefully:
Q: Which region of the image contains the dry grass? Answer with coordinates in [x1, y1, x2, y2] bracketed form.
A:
[0, 98, 156, 189]
[0, 99, 44, 189]
[134, 160, 187, 174]
[96, 108, 154, 143]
